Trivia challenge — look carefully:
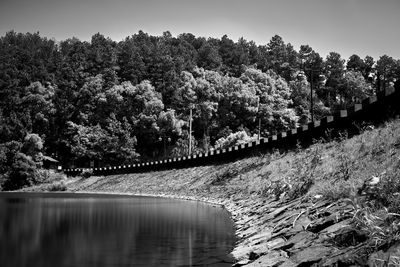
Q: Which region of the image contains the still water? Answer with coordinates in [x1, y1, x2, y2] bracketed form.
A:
[0, 192, 236, 267]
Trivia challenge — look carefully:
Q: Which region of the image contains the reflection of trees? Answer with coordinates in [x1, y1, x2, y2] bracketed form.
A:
[0, 195, 235, 267]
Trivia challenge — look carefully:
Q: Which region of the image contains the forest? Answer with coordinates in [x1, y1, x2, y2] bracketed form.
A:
[1, 30, 399, 190]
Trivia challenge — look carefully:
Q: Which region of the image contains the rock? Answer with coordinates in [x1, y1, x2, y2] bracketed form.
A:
[266, 237, 286, 250]
[245, 250, 290, 267]
[249, 251, 259, 260]
[314, 194, 323, 199]
[368, 242, 400, 267]
[250, 230, 273, 244]
[285, 215, 313, 236]
[319, 218, 352, 236]
[291, 245, 333, 265]
[264, 204, 292, 221]
[307, 216, 336, 233]
[279, 231, 317, 251]
[320, 244, 366, 266]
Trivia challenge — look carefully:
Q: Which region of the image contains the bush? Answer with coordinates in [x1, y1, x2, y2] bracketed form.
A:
[349, 159, 400, 250]
[38, 169, 67, 183]
[368, 161, 400, 213]
[286, 145, 323, 200]
[316, 179, 356, 201]
[2, 153, 40, 190]
[214, 130, 258, 150]
[211, 168, 238, 186]
[81, 169, 93, 178]
[46, 181, 67, 191]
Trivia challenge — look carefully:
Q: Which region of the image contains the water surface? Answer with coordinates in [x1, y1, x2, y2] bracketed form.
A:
[0, 192, 236, 267]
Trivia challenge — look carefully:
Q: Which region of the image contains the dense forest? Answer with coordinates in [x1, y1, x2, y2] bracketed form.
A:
[1, 30, 399, 189]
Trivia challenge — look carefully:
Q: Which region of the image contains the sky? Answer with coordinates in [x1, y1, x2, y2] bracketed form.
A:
[1, 0, 399, 60]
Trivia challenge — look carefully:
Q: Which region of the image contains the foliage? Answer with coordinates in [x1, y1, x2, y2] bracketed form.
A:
[214, 130, 257, 150]
[285, 144, 323, 200]
[350, 199, 400, 249]
[81, 169, 93, 179]
[211, 168, 239, 186]
[2, 152, 40, 190]
[0, 135, 44, 190]
[366, 161, 400, 214]
[46, 181, 67, 191]
[38, 169, 67, 183]
[337, 70, 373, 107]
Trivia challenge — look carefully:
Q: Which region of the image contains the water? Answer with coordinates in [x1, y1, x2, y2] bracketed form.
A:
[0, 192, 236, 267]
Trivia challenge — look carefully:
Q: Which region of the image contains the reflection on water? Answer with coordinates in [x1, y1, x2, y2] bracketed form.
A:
[0, 192, 236, 267]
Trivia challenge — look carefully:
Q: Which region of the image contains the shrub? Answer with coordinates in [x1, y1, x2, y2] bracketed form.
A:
[46, 181, 67, 191]
[214, 130, 258, 150]
[2, 153, 40, 190]
[368, 161, 400, 213]
[316, 179, 356, 201]
[38, 169, 67, 183]
[351, 202, 400, 249]
[286, 144, 323, 200]
[349, 159, 400, 250]
[81, 169, 93, 178]
[211, 168, 238, 186]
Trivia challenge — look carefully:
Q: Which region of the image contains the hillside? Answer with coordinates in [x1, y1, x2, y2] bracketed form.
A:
[36, 117, 400, 266]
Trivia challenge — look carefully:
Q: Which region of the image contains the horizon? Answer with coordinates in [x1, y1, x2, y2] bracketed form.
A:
[1, 0, 400, 61]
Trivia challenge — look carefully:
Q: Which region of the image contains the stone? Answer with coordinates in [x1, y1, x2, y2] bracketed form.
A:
[282, 231, 317, 251]
[264, 204, 292, 221]
[291, 245, 333, 265]
[245, 250, 289, 267]
[266, 237, 286, 250]
[368, 242, 400, 267]
[319, 218, 352, 235]
[250, 230, 273, 245]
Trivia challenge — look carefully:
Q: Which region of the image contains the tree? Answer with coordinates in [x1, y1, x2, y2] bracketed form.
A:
[0, 134, 44, 190]
[347, 54, 365, 73]
[157, 109, 184, 157]
[197, 43, 222, 70]
[324, 52, 346, 106]
[22, 133, 44, 165]
[338, 70, 372, 107]
[298, 45, 324, 83]
[240, 67, 298, 133]
[63, 117, 138, 166]
[117, 36, 146, 84]
[88, 33, 117, 75]
[4, 152, 39, 190]
[290, 72, 330, 124]
[20, 82, 56, 135]
[376, 55, 397, 91]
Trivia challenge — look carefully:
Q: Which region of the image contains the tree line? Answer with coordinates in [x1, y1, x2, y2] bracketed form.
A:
[1, 30, 399, 190]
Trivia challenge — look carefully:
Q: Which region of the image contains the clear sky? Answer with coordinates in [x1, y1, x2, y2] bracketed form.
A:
[1, 0, 399, 60]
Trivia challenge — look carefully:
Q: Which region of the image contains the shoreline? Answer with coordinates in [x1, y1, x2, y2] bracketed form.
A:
[19, 175, 398, 266]
[17, 184, 253, 263]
